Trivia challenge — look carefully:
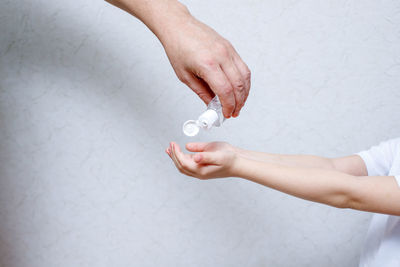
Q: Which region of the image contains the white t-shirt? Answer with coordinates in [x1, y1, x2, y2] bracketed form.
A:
[357, 138, 400, 267]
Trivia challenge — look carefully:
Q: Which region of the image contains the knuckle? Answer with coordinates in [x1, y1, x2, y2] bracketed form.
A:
[220, 86, 234, 99]
[233, 80, 245, 91]
[200, 57, 218, 70]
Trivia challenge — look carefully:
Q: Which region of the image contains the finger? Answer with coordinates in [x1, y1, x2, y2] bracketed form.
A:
[171, 149, 196, 177]
[220, 59, 246, 118]
[173, 142, 193, 169]
[170, 143, 193, 176]
[194, 152, 222, 165]
[226, 42, 251, 115]
[170, 148, 183, 171]
[184, 73, 214, 105]
[171, 142, 198, 176]
[186, 142, 209, 152]
[197, 65, 235, 118]
[170, 143, 183, 169]
[165, 148, 171, 157]
[233, 56, 251, 112]
[171, 155, 195, 177]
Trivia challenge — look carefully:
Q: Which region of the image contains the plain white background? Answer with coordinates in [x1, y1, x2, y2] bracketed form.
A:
[1, 0, 399, 266]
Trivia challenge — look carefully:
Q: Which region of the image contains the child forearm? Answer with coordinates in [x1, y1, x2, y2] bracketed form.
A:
[237, 149, 367, 176]
[238, 149, 336, 170]
[233, 156, 400, 215]
[234, 156, 357, 209]
[167, 142, 400, 215]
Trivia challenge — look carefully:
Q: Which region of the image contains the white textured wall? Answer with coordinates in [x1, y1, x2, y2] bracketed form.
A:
[1, 0, 399, 266]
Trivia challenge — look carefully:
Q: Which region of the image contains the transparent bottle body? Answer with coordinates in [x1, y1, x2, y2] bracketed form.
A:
[182, 96, 225, 136]
[206, 96, 225, 127]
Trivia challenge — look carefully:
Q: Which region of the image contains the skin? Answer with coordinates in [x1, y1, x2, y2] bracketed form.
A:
[166, 142, 400, 216]
[105, 0, 251, 118]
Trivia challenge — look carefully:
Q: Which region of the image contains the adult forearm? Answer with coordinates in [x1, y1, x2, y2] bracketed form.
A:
[105, 0, 191, 43]
[234, 156, 357, 209]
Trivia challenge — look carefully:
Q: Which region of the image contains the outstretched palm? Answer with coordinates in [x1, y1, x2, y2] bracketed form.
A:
[166, 142, 238, 179]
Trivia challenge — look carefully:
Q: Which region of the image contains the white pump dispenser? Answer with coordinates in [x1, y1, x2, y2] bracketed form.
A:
[183, 96, 225, 137]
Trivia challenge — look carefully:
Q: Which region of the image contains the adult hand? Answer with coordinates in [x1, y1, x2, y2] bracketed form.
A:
[159, 16, 251, 118]
[106, 0, 250, 117]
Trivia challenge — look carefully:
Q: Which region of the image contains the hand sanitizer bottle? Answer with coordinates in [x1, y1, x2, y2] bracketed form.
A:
[183, 96, 225, 137]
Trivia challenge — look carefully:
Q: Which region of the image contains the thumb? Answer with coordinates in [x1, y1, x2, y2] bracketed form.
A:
[194, 152, 222, 165]
[186, 142, 209, 152]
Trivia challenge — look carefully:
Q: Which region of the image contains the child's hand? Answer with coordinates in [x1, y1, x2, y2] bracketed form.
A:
[166, 142, 238, 179]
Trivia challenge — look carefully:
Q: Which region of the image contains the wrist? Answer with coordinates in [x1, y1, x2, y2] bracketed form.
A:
[235, 148, 254, 161]
[112, 0, 193, 44]
[229, 153, 249, 179]
[143, 2, 193, 45]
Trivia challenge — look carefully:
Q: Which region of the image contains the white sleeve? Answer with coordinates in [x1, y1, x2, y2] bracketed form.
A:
[396, 175, 400, 187]
[357, 138, 400, 176]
